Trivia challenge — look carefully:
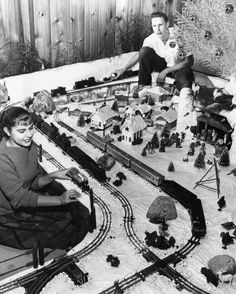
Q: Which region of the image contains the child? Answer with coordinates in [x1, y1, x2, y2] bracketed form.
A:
[0, 107, 90, 250]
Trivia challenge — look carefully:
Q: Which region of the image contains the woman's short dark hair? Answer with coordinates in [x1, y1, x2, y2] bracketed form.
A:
[0, 107, 32, 132]
[151, 11, 169, 23]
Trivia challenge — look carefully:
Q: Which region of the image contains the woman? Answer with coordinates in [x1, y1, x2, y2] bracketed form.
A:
[0, 106, 90, 250]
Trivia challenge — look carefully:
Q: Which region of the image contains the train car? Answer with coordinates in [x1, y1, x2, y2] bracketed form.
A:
[66, 146, 107, 183]
[158, 180, 197, 209]
[190, 198, 206, 238]
[87, 131, 107, 152]
[63, 259, 88, 286]
[66, 167, 89, 191]
[106, 143, 131, 167]
[130, 157, 165, 186]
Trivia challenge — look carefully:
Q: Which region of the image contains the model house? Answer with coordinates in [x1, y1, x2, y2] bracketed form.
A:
[153, 109, 178, 128]
[120, 115, 146, 143]
[90, 105, 117, 130]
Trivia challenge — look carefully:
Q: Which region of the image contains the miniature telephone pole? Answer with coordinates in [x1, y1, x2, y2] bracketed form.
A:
[193, 158, 220, 198]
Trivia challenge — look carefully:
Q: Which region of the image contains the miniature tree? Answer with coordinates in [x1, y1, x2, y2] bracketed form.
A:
[141, 147, 147, 157]
[175, 0, 236, 78]
[147, 95, 155, 106]
[175, 134, 182, 148]
[218, 147, 230, 166]
[113, 124, 121, 134]
[77, 114, 85, 127]
[111, 100, 119, 112]
[159, 138, 166, 152]
[150, 131, 159, 149]
[168, 161, 175, 172]
[160, 123, 170, 138]
[194, 151, 206, 169]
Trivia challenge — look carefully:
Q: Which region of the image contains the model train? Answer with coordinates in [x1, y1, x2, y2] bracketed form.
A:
[31, 113, 107, 184]
[66, 167, 89, 192]
[87, 131, 165, 184]
[73, 70, 138, 90]
[30, 113, 206, 238]
[86, 130, 207, 238]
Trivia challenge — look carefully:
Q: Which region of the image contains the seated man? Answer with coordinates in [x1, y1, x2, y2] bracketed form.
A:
[113, 11, 196, 133]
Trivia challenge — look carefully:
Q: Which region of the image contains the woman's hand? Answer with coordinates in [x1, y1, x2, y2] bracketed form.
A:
[49, 169, 73, 180]
[61, 189, 81, 205]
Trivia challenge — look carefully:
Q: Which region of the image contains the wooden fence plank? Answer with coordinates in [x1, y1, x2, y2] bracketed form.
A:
[70, 0, 85, 62]
[33, 0, 51, 64]
[83, 0, 91, 60]
[19, 0, 31, 43]
[0, 0, 182, 72]
[49, 0, 68, 66]
[98, 0, 116, 58]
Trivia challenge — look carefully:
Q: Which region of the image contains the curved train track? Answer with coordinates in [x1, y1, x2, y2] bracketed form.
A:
[52, 109, 209, 294]
[0, 145, 112, 294]
[0, 108, 209, 294]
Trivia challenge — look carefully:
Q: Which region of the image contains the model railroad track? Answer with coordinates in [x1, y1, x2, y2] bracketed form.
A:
[54, 109, 87, 141]
[102, 183, 208, 294]
[0, 146, 112, 294]
[66, 70, 139, 100]
[99, 262, 209, 294]
[51, 110, 209, 293]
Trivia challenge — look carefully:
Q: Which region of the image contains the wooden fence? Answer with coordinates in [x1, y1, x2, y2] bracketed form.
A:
[0, 0, 182, 75]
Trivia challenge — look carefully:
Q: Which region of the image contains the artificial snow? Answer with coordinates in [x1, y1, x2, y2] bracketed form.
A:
[1, 54, 236, 294]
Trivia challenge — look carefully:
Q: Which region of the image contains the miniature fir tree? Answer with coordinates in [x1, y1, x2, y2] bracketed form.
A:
[194, 151, 206, 169]
[141, 147, 147, 157]
[111, 100, 119, 112]
[147, 95, 155, 106]
[175, 0, 236, 78]
[77, 114, 85, 127]
[168, 161, 175, 172]
[159, 138, 166, 152]
[150, 131, 159, 149]
[218, 147, 230, 166]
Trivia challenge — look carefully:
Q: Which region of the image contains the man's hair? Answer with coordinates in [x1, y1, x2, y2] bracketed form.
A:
[151, 11, 169, 23]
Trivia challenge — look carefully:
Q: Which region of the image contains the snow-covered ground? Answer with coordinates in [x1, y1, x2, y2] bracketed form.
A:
[1, 54, 236, 294]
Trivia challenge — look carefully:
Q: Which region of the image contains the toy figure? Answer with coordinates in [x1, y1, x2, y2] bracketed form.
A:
[200, 142, 206, 156]
[200, 267, 219, 287]
[217, 196, 226, 211]
[220, 232, 235, 249]
[211, 130, 218, 143]
[187, 141, 195, 156]
[175, 133, 182, 148]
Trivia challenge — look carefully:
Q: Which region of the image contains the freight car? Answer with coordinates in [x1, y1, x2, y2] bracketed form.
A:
[66, 146, 107, 183]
